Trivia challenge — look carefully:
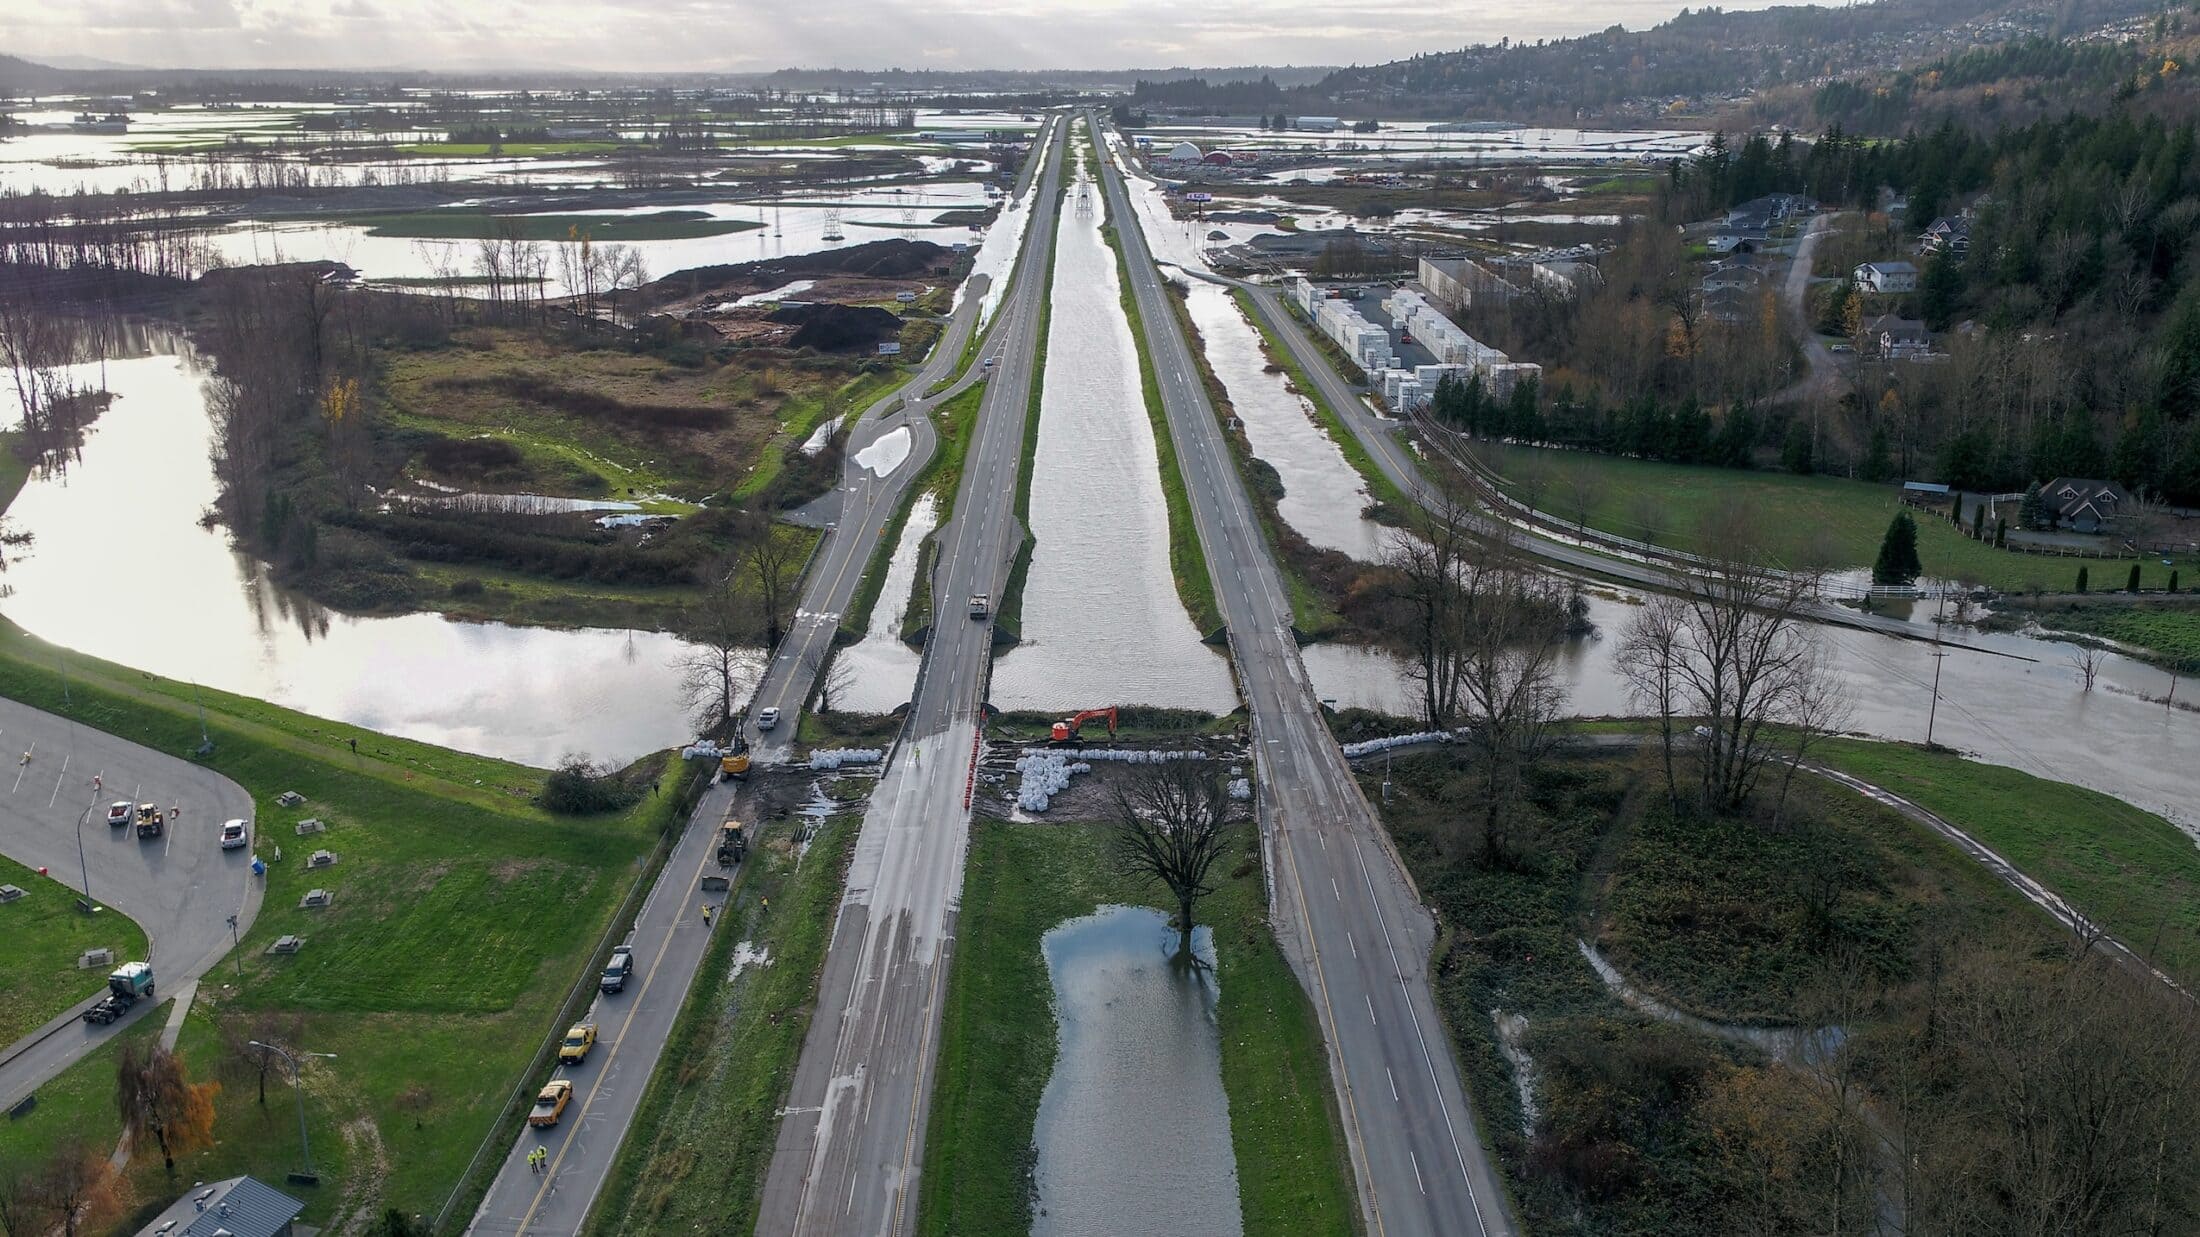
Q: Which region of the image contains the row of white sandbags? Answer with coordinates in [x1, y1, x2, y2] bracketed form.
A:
[811, 748, 884, 770]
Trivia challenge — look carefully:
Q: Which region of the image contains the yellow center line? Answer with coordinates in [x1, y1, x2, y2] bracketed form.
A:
[513, 832, 718, 1233]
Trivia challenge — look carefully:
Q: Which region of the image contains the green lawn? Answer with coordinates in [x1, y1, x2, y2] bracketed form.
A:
[1482, 443, 2200, 593]
[1103, 224, 1222, 634]
[346, 209, 763, 242]
[587, 815, 856, 1235]
[731, 367, 901, 501]
[1816, 739, 2200, 987]
[0, 852, 150, 1046]
[0, 619, 682, 1227]
[920, 818, 1354, 1237]
[2013, 601, 2200, 671]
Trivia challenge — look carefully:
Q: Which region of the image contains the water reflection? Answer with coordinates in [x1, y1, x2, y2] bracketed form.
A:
[1031, 905, 1242, 1237]
[991, 145, 1236, 714]
[1, 331, 700, 766]
[831, 492, 936, 714]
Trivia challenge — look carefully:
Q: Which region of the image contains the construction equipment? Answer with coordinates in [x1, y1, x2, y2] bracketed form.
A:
[720, 734, 751, 781]
[1050, 707, 1120, 744]
[134, 803, 165, 840]
[81, 961, 154, 1025]
[717, 818, 748, 867]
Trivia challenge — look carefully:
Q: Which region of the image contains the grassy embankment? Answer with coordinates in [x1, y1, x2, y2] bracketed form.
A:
[2007, 601, 2200, 672]
[1161, 283, 1346, 638]
[993, 210, 1060, 642]
[1371, 745, 2091, 1232]
[1232, 289, 1414, 521]
[0, 851, 152, 1046]
[586, 814, 857, 1234]
[335, 210, 765, 243]
[1480, 441, 2200, 595]
[0, 619, 683, 1228]
[919, 817, 1355, 1237]
[1100, 223, 1223, 634]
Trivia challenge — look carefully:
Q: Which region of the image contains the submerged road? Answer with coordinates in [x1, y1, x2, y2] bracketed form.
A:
[1095, 114, 1517, 1237]
[754, 112, 1070, 1237]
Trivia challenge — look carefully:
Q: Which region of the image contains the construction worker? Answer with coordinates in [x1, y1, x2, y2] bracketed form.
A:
[701, 902, 714, 928]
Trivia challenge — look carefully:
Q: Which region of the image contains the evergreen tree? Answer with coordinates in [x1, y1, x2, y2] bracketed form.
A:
[2019, 482, 2051, 529]
[1781, 418, 1815, 475]
[1919, 247, 1963, 329]
[2129, 562, 2143, 592]
[2078, 565, 2090, 593]
[1874, 510, 1923, 585]
[1860, 424, 1894, 482]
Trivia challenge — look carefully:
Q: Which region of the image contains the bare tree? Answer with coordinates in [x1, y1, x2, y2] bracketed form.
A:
[2070, 645, 2105, 692]
[1560, 462, 1598, 532]
[1451, 542, 1571, 866]
[0, 1152, 45, 1237]
[31, 1140, 117, 1237]
[216, 1008, 304, 1107]
[741, 513, 805, 651]
[816, 647, 857, 716]
[1386, 502, 1473, 730]
[1769, 642, 1853, 825]
[1110, 762, 1235, 959]
[677, 562, 761, 733]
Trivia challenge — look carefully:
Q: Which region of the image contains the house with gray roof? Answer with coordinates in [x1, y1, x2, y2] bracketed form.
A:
[135, 1176, 306, 1237]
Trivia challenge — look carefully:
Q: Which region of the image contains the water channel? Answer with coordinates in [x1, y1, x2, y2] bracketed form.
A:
[1031, 905, 1242, 1237]
[990, 138, 1238, 714]
[830, 492, 936, 715]
[2, 332, 703, 767]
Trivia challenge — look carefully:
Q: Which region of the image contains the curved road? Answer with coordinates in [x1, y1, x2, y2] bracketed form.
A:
[0, 698, 259, 1112]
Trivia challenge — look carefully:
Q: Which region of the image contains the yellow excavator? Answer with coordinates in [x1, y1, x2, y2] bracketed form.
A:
[720, 734, 751, 781]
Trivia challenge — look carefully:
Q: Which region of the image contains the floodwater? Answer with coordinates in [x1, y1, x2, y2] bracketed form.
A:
[0, 333, 705, 767]
[831, 492, 936, 714]
[1031, 905, 1243, 1237]
[853, 425, 913, 477]
[1178, 281, 1385, 562]
[1303, 589, 2200, 833]
[990, 147, 1237, 714]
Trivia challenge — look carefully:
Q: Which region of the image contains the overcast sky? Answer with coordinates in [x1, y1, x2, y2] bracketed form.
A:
[3, 0, 1741, 73]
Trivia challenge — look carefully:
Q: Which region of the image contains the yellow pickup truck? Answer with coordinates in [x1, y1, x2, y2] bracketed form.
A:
[557, 1022, 597, 1065]
[529, 1080, 573, 1128]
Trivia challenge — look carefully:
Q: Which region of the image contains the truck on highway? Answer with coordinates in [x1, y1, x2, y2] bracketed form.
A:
[601, 945, 635, 994]
[558, 1022, 597, 1065]
[717, 818, 748, 867]
[81, 961, 154, 1025]
[969, 593, 990, 620]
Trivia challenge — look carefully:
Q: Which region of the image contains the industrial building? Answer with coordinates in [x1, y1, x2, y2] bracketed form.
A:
[1287, 277, 1541, 412]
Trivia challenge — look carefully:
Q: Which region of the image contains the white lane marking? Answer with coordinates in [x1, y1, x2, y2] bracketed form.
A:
[1366, 993, 1378, 1026]
[1346, 931, 1357, 959]
[1331, 877, 1340, 901]
[49, 754, 69, 807]
[1411, 1150, 1426, 1195]
[11, 744, 31, 793]
[1388, 1067, 1399, 1101]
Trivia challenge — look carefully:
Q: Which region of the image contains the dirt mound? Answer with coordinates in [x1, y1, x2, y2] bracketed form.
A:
[646, 239, 952, 303]
[768, 303, 903, 352]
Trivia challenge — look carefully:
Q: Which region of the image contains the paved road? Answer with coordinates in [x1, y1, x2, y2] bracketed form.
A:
[463, 777, 741, 1235]
[755, 111, 1069, 1237]
[1769, 212, 1842, 407]
[0, 698, 259, 1112]
[1095, 114, 1516, 1237]
[745, 115, 1059, 765]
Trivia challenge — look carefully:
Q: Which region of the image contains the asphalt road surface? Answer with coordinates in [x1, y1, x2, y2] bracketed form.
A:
[463, 776, 738, 1236]
[0, 697, 259, 1111]
[1094, 115, 1517, 1237]
[754, 112, 1069, 1237]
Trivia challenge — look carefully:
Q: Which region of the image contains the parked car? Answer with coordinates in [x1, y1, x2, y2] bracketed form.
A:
[756, 707, 781, 732]
[106, 801, 132, 827]
[219, 819, 250, 850]
[528, 1080, 573, 1127]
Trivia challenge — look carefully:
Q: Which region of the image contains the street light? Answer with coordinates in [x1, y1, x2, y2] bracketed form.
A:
[250, 1040, 337, 1185]
[226, 914, 242, 978]
[73, 796, 97, 914]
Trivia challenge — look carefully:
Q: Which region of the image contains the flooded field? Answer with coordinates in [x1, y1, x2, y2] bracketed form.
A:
[0, 337, 704, 766]
[990, 145, 1236, 714]
[831, 492, 937, 714]
[1178, 281, 1385, 561]
[1304, 589, 2200, 831]
[1031, 905, 1242, 1237]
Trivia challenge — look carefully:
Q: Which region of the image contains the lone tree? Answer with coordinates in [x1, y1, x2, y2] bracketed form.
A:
[116, 1042, 219, 1179]
[32, 1140, 118, 1237]
[1873, 510, 1923, 585]
[1110, 762, 1234, 958]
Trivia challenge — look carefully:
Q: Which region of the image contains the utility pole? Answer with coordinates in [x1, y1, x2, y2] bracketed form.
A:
[1926, 643, 1947, 749]
[74, 798, 95, 914]
[227, 914, 242, 977]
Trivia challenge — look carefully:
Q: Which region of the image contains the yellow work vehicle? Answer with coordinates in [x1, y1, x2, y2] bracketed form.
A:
[558, 1022, 597, 1065]
[720, 734, 751, 781]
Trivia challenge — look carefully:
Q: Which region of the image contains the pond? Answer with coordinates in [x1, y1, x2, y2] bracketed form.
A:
[1031, 904, 1242, 1237]
[0, 330, 708, 767]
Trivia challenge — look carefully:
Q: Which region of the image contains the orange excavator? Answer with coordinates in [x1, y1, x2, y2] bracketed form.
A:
[1050, 708, 1119, 744]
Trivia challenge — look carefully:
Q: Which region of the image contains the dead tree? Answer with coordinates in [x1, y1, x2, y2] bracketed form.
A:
[1110, 762, 1235, 959]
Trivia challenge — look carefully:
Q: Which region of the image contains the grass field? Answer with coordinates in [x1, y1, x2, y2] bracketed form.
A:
[1103, 224, 1223, 634]
[345, 209, 763, 242]
[1481, 442, 2200, 593]
[587, 814, 855, 1235]
[1815, 739, 2200, 987]
[0, 619, 680, 1227]
[2013, 601, 2200, 671]
[918, 817, 1354, 1237]
[0, 852, 151, 1046]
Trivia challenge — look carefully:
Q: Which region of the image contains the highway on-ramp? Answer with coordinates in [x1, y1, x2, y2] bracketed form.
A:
[754, 111, 1070, 1237]
[1095, 113, 1517, 1237]
[0, 698, 259, 1112]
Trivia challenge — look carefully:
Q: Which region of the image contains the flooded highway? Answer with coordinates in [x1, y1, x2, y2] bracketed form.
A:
[990, 144, 1236, 714]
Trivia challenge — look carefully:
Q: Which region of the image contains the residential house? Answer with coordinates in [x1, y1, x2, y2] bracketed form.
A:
[1706, 227, 1767, 255]
[1918, 215, 1971, 257]
[1701, 258, 1764, 294]
[1864, 314, 1931, 358]
[1702, 285, 1760, 325]
[2041, 477, 2132, 534]
[135, 1176, 306, 1237]
[1854, 261, 1918, 294]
